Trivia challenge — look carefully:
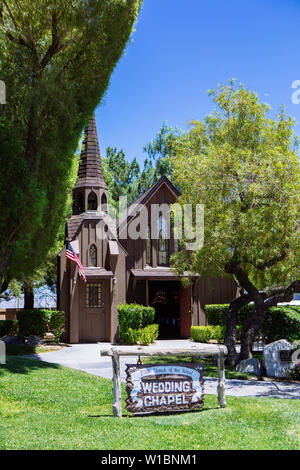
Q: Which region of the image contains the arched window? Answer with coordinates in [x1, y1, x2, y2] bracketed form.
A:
[88, 191, 98, 211]
[146, 225, 152, 266]
[157, 215, 169, 266]
[89, 244, 97, 267]
[101, 193, 108, 213]
[73, 192, 84, 214]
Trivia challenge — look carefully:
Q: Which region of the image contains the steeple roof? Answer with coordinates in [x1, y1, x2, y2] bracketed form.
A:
[74, 115, 107, 189]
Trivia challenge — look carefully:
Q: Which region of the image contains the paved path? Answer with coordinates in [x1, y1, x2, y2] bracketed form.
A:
[23, 340, 300, 400]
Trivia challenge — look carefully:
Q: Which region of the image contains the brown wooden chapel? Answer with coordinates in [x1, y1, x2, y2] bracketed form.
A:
[57, 116, 236, 343]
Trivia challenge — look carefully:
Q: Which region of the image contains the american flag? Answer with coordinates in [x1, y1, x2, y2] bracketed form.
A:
[66, 241, 86, 282]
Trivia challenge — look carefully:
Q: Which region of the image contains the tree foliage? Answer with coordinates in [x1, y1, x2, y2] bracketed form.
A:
[171, 81, 300, 362]
[0, 0, 142, 289]
[102, 122, 181, 208]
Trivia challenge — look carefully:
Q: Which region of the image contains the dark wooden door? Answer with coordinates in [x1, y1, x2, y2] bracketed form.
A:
[79, 280, 109, 342]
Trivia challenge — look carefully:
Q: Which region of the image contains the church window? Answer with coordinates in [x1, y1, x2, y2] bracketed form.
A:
[89, 244, 97, 267]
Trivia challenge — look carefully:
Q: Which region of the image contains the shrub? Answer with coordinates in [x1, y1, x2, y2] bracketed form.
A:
[205, 303, 300, 344]
[212, 325, 226, 344]
[191, 326, 214, 343]
[47, 310, 66, 343]
[286, 365, 300, 381]
[16, 309, 66, 341]
[205, 304, 255, 327]
[17, 310, 51, 337]
[262, 307, 300, 344]
[121, 324, 159, 345]
[118, 304, 157, 345]
[0, 320, 18, 338]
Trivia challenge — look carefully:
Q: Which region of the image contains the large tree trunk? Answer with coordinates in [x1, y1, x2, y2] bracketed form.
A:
[0, 245, 14, 293]
[24, 282, 34, 309]
[225, 293, 251, 365]
[239, 297, 266, 360]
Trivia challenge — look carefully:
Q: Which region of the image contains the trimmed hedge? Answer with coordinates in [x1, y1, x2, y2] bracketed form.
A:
[0, 320, 18, 338]
[205, 304, 254, 326]
[118, 303, 158, 345]
[191, 325, 227, 344]
[262, 307, 300, 344]
[120, 324, 159, 345]
[16, 309, 66, 341]
[204, 303, 300, 343]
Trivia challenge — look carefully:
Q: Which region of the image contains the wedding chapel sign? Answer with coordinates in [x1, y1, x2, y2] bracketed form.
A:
[100, 344, 227, 418]
[125, 363, 205, 415]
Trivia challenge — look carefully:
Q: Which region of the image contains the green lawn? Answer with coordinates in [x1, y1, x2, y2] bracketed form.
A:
[0, 357, 299, 450]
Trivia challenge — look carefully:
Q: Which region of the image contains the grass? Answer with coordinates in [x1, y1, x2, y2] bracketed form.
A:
[142, 355, 257, 380]
[4, 344, 67, 356]
[0, 357, 299, 450]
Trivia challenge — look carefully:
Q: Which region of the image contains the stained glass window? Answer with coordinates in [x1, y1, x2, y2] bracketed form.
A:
[157, 215, 169, 266]
[146, 225, 152, 265]
[86, 283, 103, 308]
[89, 244, 97, 267]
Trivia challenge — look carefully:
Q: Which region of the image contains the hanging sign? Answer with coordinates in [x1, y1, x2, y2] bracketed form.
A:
[125, 363, 205, 415]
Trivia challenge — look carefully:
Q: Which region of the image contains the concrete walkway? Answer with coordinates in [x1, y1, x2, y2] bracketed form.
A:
[23, 340, 300, 400]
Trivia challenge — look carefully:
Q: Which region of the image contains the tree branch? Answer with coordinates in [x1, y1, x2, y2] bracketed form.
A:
[252, 246, 289, 271]
[265, 280, 300, 308]
[40, 13, 68, 68]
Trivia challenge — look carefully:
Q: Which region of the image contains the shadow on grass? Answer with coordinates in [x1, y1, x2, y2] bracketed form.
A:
[0, 356, 61, 376]
[88, 405, 221, 419]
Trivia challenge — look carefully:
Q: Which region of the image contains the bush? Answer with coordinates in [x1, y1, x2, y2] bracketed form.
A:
[118, 304, 157, 345]
[212, 325, 226, 344]
[121, 324, 159, 345]
[47, 310, 66, 343]
[262, 307, 300, 344]
[191, 326, 214, 343]
[205, 303, 300, 344]
[0, 320, 18, 338]
[16, 309, 66, 341]
[286, 365, 300, 381]
[191, 324, 241, 344]
[205, 304, 255, 327]
[17, 310, 51, 337]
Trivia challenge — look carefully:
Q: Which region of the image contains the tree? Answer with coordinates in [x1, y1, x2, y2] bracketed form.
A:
[102, 123, 181, 207]
[0, 0, 142, 292]
[140, 122, 180, 193]
[171, 81, 300, 364]
[102, 147, 140, 206]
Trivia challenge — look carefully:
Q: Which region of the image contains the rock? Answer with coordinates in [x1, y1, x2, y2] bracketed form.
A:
[2, 335, 25, 345]
[263, 339, 295, 378]
[236, 358, 262, 377]
[43, 332, 55, 343]
[26, 335, 44, 346]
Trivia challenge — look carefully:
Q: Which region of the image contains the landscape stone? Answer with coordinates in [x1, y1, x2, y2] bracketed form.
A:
[44, 332, 55, 343]
[263, 339, 295, 378]
[26, 335, 44, 346]
[236, 358, 262, 377]
[2, 335, 25, 345]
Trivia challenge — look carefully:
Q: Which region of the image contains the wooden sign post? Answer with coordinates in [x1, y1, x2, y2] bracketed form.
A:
[101, 343, 227, 418]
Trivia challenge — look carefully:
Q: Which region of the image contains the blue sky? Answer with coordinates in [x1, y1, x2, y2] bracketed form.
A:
[96, 0, 300, 164]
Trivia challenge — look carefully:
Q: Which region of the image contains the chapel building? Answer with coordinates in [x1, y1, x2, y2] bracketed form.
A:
[57, 116, 237, 343]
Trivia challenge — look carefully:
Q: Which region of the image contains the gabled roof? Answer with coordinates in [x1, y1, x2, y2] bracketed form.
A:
[74, 115, 107, 190]
[118, 175, 181, 234]
[129, 175, 180, 210]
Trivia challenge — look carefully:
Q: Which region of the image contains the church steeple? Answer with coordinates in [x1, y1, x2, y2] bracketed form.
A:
[73, 115, 108, 215]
